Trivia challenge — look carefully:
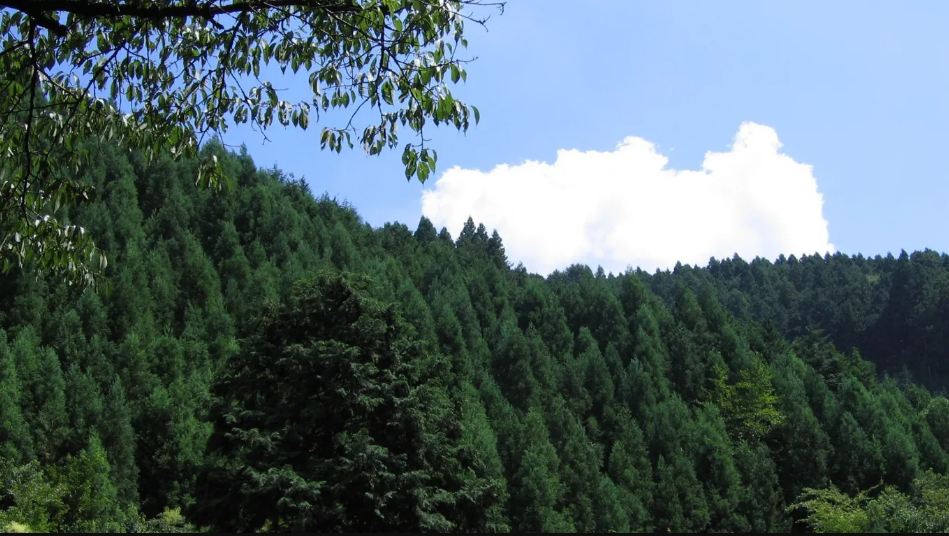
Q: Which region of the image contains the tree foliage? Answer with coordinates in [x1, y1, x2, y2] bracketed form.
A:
[0, 0, 500, 283]
[706, 353, 784, 442]
[793, 471, 949, 533]
[194, 270, 503, 532]
[0, 141, 947, 532]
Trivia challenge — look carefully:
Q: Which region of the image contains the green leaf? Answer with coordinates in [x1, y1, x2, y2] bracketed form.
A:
[0, 0, 499, 288]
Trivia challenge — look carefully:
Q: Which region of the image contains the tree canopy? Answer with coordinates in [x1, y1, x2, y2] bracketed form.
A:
[0, 0, 500, 284]
[0, 141, 948, 532]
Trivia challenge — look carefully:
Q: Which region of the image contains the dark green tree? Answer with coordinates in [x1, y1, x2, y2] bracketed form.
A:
[0, 332, 32, 463]
[100, 379, 139, 508]
[194, 271, 503, 532]
[509, 409, 574, 533]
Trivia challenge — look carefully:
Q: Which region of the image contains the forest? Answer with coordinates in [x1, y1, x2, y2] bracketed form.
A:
[1, 142, 949, 533]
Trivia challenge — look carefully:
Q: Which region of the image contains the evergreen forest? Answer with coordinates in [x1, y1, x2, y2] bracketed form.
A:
[3, 142, 949, 533]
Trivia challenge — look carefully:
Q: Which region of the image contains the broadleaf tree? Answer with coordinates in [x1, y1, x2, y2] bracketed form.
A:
[0, 0, 501, 284]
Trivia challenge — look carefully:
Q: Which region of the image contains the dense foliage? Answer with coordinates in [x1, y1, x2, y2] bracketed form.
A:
[792, 471, 949, 533]
[1, 143, 948, 532]
[0, 0, 497, 284]
[641, 249, 949, 390]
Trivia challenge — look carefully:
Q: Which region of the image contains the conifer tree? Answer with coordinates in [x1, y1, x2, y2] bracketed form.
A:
[194, 271, 501, 533]
[509, 410, 574, 533]
[0, 332, 32, 463]
[100, 379, 139, 507]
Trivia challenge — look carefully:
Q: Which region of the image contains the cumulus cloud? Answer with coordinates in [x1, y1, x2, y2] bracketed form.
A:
[421, 122, 834, 275]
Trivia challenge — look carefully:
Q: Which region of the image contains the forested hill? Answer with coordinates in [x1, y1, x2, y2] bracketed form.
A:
[639, 249, 949, 390]
[2, 142, 949, 533]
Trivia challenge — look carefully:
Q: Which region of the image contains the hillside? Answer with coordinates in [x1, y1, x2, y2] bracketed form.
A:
[1, 143, 948, 532]
[640, 251, 949, 391]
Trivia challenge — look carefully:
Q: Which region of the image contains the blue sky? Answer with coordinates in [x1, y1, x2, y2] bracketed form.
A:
[225, 0, 949, 274]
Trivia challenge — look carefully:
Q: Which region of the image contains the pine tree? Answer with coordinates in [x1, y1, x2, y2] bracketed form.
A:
[193, 271, 502, 533]
[555, 408, 603, 533]
[63, 366, 104, 455]
[607, 410, 652, 532]
[924, 397, 949, 453]
[415, 216, 438, 244]
[509, 410, 574, 533]
[11, 330, 67, 462]
[455, 382, 510, 533]
[100, 379, 139, 507]
[833, 412, 884, 494]
[734, 442, 788, 532]
[653, 455, 685, 533]
[0, 332, 32, 463]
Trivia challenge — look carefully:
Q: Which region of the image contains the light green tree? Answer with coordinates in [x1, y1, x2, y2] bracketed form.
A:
[790, 484, 873, 533]
[0, 461, 67, 533]
[792, 471, 949, 533]
[707, 353, 784, 442]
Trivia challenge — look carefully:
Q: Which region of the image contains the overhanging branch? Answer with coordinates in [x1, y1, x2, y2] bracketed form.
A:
[1, 0, 362, 36]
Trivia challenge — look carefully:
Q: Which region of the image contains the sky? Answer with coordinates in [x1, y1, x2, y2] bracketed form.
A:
[225, 0, 949, 276]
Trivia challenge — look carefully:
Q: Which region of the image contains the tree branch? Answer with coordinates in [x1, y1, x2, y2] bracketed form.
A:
[0, 0, 362, 36]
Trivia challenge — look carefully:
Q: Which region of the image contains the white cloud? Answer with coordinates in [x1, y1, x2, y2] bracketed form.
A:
[421, 122, 834, 275]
